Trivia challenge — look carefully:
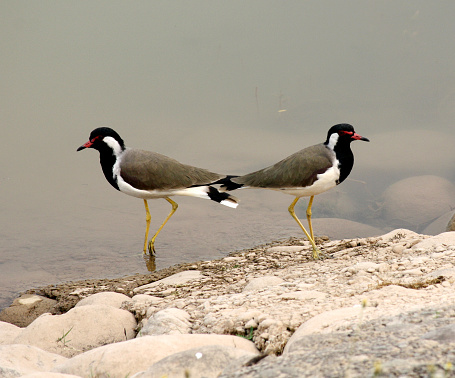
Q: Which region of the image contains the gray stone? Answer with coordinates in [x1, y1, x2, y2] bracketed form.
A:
[382, 175, 455, 230]
[421, 324, 455, 343]
[447, 213, 455, 231]
[53, 334, 258, 378]
[0, 294, 57, 327]
[131, 345, 259, 378]
[422, 210, 455, 235]
[284, 307, 368, 354]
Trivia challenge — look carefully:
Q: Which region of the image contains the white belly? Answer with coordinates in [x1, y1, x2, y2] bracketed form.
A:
[117, 177, 211, 200]
[276, 164, 339, 197]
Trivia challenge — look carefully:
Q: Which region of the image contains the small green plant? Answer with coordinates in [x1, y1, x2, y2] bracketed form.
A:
[238, 326, 254, 340]
[56, 326, 73, 347]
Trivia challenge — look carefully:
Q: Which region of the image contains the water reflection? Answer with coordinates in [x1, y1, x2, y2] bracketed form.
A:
[144, 255, 156, 273]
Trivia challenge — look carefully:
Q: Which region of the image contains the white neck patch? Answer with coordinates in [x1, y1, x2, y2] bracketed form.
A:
[327, 133, 339, 150]
[103, 136, 123, 157]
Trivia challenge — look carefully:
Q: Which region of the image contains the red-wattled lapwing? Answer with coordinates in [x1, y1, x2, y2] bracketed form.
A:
[77, 127, 238, 255]
[221, 123, 369, 259]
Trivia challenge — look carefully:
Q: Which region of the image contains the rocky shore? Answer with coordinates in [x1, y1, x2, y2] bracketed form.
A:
[1, 228, 455, 377]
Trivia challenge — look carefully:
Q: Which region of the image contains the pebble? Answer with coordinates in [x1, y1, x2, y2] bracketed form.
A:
[392, 245, 405, 254]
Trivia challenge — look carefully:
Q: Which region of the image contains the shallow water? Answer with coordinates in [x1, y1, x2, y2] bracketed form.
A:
[2, 2, 455, 309]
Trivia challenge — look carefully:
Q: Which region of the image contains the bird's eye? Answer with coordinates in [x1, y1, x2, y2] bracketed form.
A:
[339, 131, 353, 136]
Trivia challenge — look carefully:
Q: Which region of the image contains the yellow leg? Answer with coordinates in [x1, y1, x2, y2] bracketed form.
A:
[288, 197, 320, 259]
[143, 200, 151, 254]
[306, 195, 315, 241]
[147, 197, 178, 255]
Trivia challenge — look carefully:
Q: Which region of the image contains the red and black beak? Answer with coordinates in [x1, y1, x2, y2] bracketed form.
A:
[77, 135, 102, 151]
[77, 140, 93, 151]
[351, 133, 369, 142]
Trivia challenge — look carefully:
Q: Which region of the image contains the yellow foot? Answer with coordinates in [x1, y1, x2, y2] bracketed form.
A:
[311, 247, 330, 260]
[147, 240, 157, 257]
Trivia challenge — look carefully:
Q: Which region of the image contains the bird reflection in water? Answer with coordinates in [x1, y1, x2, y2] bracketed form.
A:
[143, 254, 156, 272]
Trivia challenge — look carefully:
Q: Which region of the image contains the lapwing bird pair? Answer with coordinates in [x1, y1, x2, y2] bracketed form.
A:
[77, 124, 369, 259]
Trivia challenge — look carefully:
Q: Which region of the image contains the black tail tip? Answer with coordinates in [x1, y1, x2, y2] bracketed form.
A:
[215, 175, 243, 191]
[207, 186, 239, 208]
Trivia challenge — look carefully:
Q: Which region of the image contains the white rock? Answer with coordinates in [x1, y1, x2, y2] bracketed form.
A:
[244, 319, 258, 329]
[134, 271, 203, 293]
[409, 256, 429, 265]
[348, 262, 380, 274]
[131, 294, 163, 304]
[401, 268, 424, 276]
[223, 256, 242, 262]
[266, 246, 305, 253]
[202, 313, 217, 327]
[0, 321, 22, 345]
[238, 310, 262, 323]
[13, 304, 137, 358]
[53, 334, 258, 378]
[348, 276, 376, 287]
[139, 308, 191, 336]
[368, 285, 422, 299]
[259, 318, 278, 328]
[377, 263, 390, 272]
[427, 267, 455, 279]
[126, 294, 164, 317]
[17, 295, 44, 305]
[212, 318, 236, 335]
[75, 291, 130, 308]
[130, 345, 259, 378]
[243, 276, 284, 292]
[413, 232, 455, 251]
[0, 344, 67, 377]
[279, 290, 327, 301]
[296, 283, 315, 289]
[392, 245, 405, 254]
